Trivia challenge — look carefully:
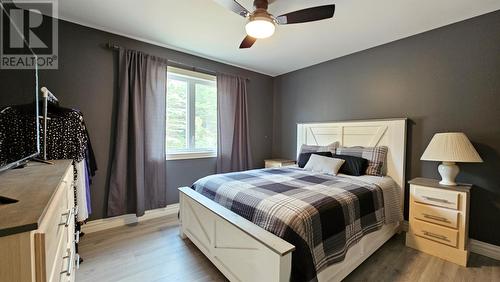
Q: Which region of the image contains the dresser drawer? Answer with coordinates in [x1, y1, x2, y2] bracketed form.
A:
[413, 202, 459, 229]
[265, 160, 295, 168]
[60, 232, 77, 282]
[266, 162, 281, 168]
[412, 185, 459, 210]
[47, 214, 76, 282]
[57, 245, 76, 282]
[39, 184, 70, 270]
[64, 169, 74, 207]
[37, 165, 75, 282]
[47, 224, 69, 282]
[411, 219, 458, 247]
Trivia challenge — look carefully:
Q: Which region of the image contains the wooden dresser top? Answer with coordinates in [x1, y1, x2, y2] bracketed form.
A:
[0, 160, 72, 237]
[408, 177, 472, 192]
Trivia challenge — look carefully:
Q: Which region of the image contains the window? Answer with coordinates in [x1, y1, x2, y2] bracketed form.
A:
[166, 66, 217, 160]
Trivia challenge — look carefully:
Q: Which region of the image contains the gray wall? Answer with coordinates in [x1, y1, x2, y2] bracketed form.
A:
[273, 11, 500, 245]
[0, 19, 274, 220]
[1, 11, 499, 246]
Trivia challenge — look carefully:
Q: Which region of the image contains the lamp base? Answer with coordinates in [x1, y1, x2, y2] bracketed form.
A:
[438, 162, 459, 186]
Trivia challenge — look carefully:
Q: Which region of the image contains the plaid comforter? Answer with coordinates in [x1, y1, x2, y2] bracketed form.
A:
[192, 167, 386, 282]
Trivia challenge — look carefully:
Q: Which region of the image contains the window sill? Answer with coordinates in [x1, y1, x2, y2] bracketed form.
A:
[167, 151, 217, 161]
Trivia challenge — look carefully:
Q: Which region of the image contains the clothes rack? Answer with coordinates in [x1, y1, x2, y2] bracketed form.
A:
[40, 87, 58, 160]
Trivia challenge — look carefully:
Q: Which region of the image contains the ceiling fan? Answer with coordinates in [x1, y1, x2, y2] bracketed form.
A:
[214, 0, 335, 49]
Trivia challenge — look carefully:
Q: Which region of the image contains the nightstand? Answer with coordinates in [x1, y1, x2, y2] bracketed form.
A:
[264, 159, 296, 168]
[406, 177, 471, 266]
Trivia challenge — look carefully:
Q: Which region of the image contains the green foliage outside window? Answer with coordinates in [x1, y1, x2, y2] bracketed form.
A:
[195, 83, 217, 150]
[166, 79, 188, 151]
[166, 73, 217, 154]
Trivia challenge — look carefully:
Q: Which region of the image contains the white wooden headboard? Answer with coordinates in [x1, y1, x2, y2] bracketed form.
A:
[297, 118, 407, 190]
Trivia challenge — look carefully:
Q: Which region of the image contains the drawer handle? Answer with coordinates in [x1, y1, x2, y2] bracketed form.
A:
[423, 230, 450, 242]
[59, 208, 74, 227]
[422, 213, 450, 223]
[75, 253, 80, 270]
[422, 196, 450, 204]
[74, 230, 80, 244]
[60, 248, 75, 276]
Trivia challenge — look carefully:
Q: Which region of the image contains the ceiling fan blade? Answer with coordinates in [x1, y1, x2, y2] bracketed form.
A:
[276, 5, 335, 25]
[213, 0, 250, 18]
[239, 36, 257, 49]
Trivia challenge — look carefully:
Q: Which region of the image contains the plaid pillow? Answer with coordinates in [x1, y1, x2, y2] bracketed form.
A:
[335, 146, 388, 176]
[299, 142, 339, 155]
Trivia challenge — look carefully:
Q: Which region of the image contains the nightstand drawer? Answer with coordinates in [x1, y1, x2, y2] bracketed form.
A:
[412, 219, 458, 247]
[413, 202, 459, 229]
[265, 159, 295, 168]
[412, 185, 459, 210]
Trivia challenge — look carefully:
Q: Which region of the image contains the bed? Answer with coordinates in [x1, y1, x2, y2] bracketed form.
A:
[178, 118, 407, 282]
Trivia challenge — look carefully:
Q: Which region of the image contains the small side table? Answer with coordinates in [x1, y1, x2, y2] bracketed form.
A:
[264, 159, 296, 168]
[406, 177, 471, 266]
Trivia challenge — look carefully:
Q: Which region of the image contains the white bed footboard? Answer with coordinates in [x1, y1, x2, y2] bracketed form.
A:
[179, 187, 295, 282]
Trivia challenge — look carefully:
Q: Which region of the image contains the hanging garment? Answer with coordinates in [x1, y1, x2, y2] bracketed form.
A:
[0, 106, 90, 163]
[0, 104, 97, 221]
[75, 160, 89, 221]
[84, 160, 92, 215]
[0, 106, 39, 167]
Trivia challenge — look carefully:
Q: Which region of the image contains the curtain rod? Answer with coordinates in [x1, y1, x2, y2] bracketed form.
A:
[105, 42, 250, 81]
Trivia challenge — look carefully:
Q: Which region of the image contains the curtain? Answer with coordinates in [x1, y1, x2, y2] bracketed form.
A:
[216, 74, 252, 173]
[107, 48, 168, 217]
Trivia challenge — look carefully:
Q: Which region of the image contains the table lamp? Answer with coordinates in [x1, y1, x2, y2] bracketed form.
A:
[420, 132, 483, 186]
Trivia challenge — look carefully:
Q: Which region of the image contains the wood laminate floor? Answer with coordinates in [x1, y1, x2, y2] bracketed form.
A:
[77, 215, 500, 282]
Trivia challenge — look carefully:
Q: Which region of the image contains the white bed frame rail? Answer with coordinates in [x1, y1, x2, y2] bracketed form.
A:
[179, 187, 294, 282]
[179, 118, 407, 282]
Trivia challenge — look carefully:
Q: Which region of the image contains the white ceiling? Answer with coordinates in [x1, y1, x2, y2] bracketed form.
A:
[53, 0, 500, 76]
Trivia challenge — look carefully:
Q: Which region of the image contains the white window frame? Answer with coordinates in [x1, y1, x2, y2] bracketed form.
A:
[166, 66, 217, 161]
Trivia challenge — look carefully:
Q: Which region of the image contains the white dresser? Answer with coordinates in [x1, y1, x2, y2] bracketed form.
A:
[0, 160, 78, 282]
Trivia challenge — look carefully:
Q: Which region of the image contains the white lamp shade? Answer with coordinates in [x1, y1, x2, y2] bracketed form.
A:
[421, 132, 483, 163]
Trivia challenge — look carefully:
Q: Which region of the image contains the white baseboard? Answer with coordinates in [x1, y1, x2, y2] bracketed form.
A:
[82, 203, 179, 234]
[402, 220, 500, 261]
[402, 220, 409, 232]
[469, 239, 500, 261]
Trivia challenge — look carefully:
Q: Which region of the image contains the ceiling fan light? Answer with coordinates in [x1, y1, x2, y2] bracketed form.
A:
[245, 17, 275, 39]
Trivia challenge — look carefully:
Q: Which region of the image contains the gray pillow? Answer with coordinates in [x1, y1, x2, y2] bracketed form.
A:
[299, 142, 339, 155]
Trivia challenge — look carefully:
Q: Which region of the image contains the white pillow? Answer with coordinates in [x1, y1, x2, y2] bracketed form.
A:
[303, 154, 345, 175]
